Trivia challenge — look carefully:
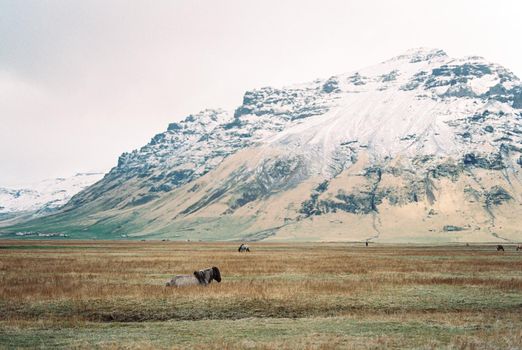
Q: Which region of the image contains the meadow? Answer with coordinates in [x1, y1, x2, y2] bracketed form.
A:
[0, 240, 521, 349]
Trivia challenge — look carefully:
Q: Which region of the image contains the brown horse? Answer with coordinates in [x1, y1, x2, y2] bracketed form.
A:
[516, 244, 522, 251]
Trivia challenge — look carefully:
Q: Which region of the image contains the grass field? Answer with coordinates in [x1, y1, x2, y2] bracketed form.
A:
[0, 240, 521, 349]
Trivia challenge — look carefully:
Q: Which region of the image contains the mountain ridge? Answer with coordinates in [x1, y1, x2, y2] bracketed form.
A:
[0, 173, 104, 227]
[3, 48, 522, 242]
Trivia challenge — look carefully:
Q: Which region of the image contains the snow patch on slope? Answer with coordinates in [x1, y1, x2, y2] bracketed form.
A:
[0, 173, 104, 213]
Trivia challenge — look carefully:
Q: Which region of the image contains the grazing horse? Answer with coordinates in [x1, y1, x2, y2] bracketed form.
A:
[238, 243, 250, 252]
[496, 245, 505, 252]
[166, 266, 222, 287]
[516, 244, 522, 251]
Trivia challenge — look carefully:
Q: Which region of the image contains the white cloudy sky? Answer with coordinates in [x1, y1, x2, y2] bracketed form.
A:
[1, 0, 521, 186]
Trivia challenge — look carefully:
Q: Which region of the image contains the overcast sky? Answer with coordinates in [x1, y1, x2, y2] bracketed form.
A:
[1, 0, 521, 186]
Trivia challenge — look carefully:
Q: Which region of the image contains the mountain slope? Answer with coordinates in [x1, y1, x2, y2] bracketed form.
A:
[0, 173, 104, 226]
[4, 48, 522, 242]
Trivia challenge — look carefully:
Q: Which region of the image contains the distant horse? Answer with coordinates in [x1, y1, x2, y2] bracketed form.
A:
[238, 243, 250, 252]
[516, 244, 522, 251]
[166, 266, 222, 287]
[496, 245, 505, 252]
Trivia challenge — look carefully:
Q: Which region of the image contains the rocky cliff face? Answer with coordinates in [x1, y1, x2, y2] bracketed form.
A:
[6, 48, 522, 242]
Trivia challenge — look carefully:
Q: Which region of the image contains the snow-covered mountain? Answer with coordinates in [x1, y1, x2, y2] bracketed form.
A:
[5, 48, 522, 242]
[0, 173, 104, 221]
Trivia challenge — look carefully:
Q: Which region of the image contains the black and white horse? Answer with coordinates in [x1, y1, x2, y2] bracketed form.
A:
[166, 266, 222, 287]
[496, 245, 505, 252]
[238, 243, 250, 252]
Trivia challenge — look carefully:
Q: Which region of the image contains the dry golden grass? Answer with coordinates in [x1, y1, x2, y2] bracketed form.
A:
[0, 240, 521, 349]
